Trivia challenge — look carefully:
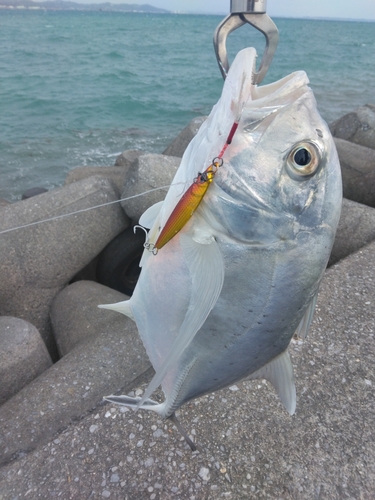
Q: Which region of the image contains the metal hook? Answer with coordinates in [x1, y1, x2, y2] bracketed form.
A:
[213, 0, 279, 84]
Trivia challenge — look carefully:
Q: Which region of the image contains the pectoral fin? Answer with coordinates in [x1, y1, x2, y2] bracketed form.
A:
[98, 300, 135, 321]
[247, 349, 296, 415]
[294, 292, 318, 340]
[137, 232, 225, 407]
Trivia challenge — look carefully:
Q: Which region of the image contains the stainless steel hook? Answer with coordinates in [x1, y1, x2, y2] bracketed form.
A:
[213, 0, 279, 84]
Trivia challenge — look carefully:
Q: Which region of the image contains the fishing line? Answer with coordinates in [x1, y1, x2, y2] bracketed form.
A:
[0, 184, 184, 236]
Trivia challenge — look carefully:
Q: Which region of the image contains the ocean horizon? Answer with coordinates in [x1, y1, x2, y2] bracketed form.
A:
[1, 10, 374, 200]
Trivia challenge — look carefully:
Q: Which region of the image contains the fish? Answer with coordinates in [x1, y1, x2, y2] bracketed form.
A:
[99, 47, 342, 438]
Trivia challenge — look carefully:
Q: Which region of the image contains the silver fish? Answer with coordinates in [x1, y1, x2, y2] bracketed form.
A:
[100, 48, 342, 428]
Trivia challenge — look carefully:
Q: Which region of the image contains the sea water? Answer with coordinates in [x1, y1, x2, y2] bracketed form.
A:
[0, 11, 374, 200]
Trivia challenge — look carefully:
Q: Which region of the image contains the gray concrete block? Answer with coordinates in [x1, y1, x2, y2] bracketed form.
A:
[330, 103, 375, 150]
[0, 283, 151, 466]
[0, 317, 52, 405]
[65, 167, 129, 193]
[21, 187, 48, 200]
[1, 241, 375, 496]
[121, 153, 180, 221]
[114, 148, 144, 167]
[0, 198, 11, 207]
[335, 137, 375, 208]
[329, 198, 375, 266]
[0, 176, 129, 357]
[163, 116, 207, 157]
[51, 281, 132, 357]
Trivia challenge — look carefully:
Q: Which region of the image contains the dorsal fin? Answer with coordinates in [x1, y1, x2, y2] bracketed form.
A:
[247, 349, 296, 415]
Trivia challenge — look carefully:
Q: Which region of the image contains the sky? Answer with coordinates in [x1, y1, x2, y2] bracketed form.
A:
[82, 0, 375, 21]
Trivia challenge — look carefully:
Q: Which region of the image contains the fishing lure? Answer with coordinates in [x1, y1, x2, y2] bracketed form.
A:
[144, 121, 240, 254]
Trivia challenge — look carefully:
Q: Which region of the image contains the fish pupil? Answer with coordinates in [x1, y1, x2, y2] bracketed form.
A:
[294, 148, 311, 166]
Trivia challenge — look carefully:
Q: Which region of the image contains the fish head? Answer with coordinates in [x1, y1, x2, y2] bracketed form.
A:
[196, 48, 342, 248]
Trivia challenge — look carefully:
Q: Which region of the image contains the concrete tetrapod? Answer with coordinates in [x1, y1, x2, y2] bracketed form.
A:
[0, 283, 151, 466]
[0, 176, 129, 358]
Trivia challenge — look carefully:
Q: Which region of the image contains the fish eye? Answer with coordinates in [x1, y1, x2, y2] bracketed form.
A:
[286, 142, 321, 179]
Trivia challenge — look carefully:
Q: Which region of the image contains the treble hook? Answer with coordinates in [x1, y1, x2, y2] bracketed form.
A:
[213, 0, 279, 84]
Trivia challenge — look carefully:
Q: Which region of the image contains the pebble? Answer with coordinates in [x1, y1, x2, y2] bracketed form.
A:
[144, 458, 154, 467]
[198, 467, 210, 481]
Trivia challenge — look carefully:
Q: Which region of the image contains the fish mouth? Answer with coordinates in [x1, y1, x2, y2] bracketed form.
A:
[241, 71, 312, 147]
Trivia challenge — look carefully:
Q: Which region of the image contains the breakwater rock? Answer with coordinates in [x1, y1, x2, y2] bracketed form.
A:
[334, 138, 375, 208]
[120, 153, 181, 221]
[0, 176, 129, 358]
[0, 317, 52, 405]
[330, 103, 375, 150]
[0, 106, 374, 495]
[0, 282, 151, 466]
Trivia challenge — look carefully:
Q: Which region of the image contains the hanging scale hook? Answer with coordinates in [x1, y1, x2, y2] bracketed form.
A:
[213, 0, 279, 84]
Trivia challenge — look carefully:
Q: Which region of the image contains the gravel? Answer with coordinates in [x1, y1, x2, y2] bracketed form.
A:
[0, 241, 374, 498]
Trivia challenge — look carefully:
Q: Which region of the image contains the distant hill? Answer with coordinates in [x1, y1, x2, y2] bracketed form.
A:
[0, 0, 170, 13]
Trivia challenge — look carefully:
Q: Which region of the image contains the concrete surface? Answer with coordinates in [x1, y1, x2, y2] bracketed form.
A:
[0, 317, 52, 405]
[330, 104, 375, 150]
[334, 138, 375, 208]
[163, 117, 207, 158]
[115, 149, 144, 168]
[329, 198, 375, 266]
[65, 167, 128, 193]
[121, 153, 180, 221]
[0, 286, 151, 467]
[50, 281, 133, 356]
[0, 176, 129, 358]
[0, 240, 374, 499]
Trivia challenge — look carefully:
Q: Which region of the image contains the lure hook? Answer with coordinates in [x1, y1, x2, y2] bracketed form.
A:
[213, 0, 279, 84]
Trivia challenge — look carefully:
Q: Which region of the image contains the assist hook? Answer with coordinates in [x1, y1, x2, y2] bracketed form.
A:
[213, 0, 279, 84]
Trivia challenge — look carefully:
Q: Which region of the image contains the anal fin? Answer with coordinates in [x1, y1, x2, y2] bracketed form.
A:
[247, 349, 296, 415]
[294, 292, 318, 340]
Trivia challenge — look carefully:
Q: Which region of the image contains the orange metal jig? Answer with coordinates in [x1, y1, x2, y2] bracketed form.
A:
[145, 120, 239, 254]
